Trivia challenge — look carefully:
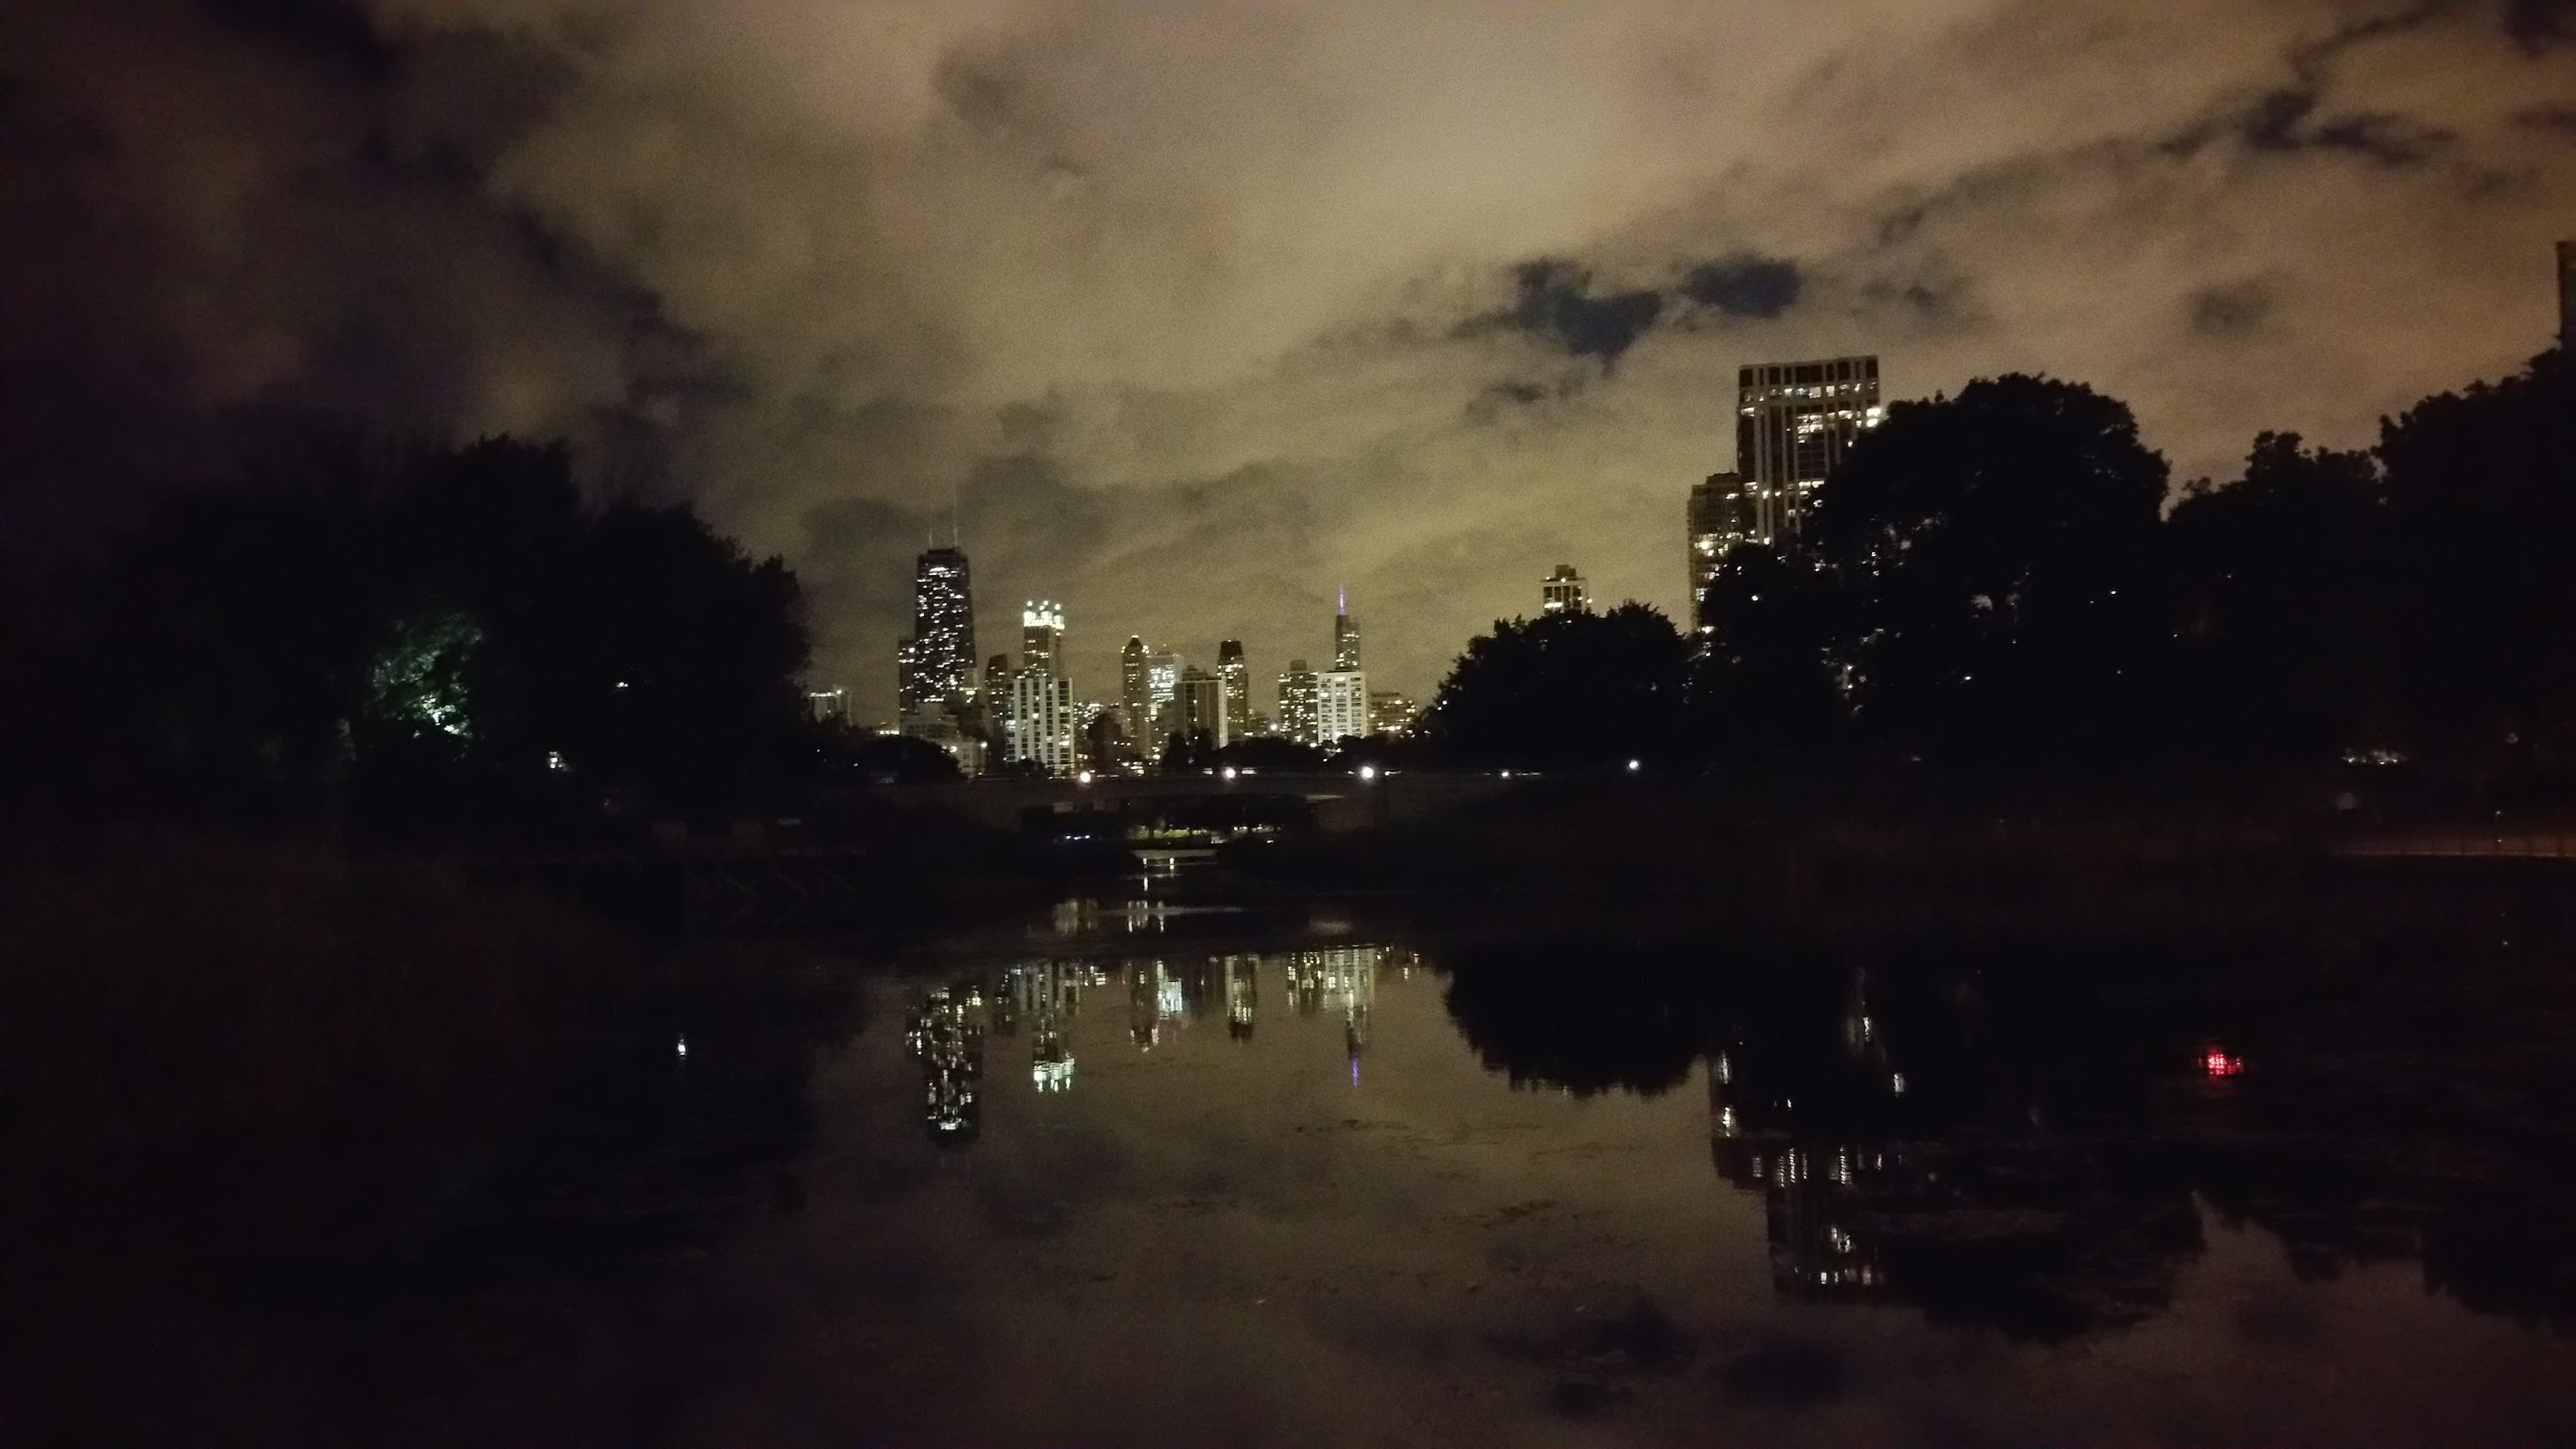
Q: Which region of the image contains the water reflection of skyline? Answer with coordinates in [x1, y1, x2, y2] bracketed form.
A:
[904, 933, 2576, 1342]
[907, 946, 1411, 1125]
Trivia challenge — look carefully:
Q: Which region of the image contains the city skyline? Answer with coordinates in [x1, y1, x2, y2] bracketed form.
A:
[9, 4, 2566, 727]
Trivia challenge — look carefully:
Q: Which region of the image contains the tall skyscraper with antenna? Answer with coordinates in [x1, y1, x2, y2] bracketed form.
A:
[897, 544, 976, 724]
[1321, 591, 1368, 746]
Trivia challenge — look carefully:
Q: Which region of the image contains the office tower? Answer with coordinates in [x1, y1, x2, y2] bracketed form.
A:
[1006, 669, 1077, 776]
[807, 687, 850, 725]
[896, 546, 976, 723]
[1332, 589, 1363, 670]
[1318, 668, 1368, 746]
[2561, 239, 2575, 346]
[1736, 355, 1882, 545]
[1120, 636, 1151, 740]
[1216, 640, 1251, 743]
[1278, 660, 1319, 747]
[983, 653, 1011, 699]
[1368, 690, 1418, 738]
[1541, 564, 1589, 615]
[1688, 471, 1751, 634]
[1176, 668, 1226, 749]
[1021, 600, 1064, 674]
[1146, 649, 1182, 743]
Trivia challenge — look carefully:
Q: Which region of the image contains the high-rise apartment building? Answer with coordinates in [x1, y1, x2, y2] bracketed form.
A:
[1736, 355, 1882, 543]
[1216, 640, 1250, 743]
[1006, 669, 1077, 777]
[1021, 600, 1064, 675]
[1368, 690, 1419, 737]
[1278, 660, 1319, 747]
[1176, 668, 1226, 749]
[1318, 668, 1369, 748]
[1691, 356, 1884, 633]
[896, 545, 976, 722]
[1541, 565, 1589, 615]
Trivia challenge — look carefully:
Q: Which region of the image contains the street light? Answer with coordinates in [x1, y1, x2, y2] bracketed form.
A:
[1358, 764, 1378, 782]
[1626, 758, 1642, 773]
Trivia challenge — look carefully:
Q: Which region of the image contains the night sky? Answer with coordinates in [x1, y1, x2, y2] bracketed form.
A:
[5, 0, 2571, 715]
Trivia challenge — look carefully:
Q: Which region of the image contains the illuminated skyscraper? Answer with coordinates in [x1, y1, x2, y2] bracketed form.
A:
[1278, 660, 1319, 746]
[1021, 600, 1064, 675]
[1688, 471, 1751, 634]
[1320, 592, 1367, 745]
[1541, 564, 1589, 615]
[1120, 636, 1151, 740]
[1006, 669, 1077, 776]
[1736, 355, 1882, 545]
[1691, 357, 1883, 634]
[896, 545, 976, 723]
[1318, 668, 1368, 746]
[1216, 639, 1250, 743]
[1146, 648, 1182, 743]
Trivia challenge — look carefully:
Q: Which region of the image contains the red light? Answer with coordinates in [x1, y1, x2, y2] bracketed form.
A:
[2202, 1048, 2243, 1078]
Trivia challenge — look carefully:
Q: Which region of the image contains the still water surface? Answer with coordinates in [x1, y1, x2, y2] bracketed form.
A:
[658, 900, 2576, 1446]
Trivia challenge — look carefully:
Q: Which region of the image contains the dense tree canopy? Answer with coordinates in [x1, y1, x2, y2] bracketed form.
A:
[44, 435, 808, 832]
[1420, 351, 2571, 791]
[2164, 432, 2386, 761]
[1419, 603, 1687, 770]
[2379, 349, 2576, 761]
[1804, 374, 2170, 755]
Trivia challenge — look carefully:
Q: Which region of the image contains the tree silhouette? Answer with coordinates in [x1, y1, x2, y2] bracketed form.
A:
[2164, 432, 2387, 761]
[1419, 603, 1688, 769]
[51, 433, 809, 834]
[1807, 375, 2169, 757]
[2379, 347, 2576, 766]
[1690, 542, 1843, 757]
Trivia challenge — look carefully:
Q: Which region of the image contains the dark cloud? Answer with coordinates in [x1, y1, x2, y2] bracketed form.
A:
[2507, 0, 2576, 50]
[2515, 103, 2576, 136]
[1475, 259, 1664, 366]
[2187, 279, 2275, 339]
[2217, 89, 2454, 167]
[1678, 254, 1803, 319]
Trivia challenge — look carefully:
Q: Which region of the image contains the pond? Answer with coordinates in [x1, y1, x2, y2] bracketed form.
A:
[650, 894, 2576, 1446]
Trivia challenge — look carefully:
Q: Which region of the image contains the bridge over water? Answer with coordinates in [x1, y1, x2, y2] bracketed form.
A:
[884, 768, 1516, 836]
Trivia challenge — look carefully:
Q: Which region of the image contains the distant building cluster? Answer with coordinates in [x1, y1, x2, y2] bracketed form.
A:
[852, 546, 1417, 777]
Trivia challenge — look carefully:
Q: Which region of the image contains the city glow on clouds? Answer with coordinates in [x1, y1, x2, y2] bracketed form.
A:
[6, 0, 2573, 712]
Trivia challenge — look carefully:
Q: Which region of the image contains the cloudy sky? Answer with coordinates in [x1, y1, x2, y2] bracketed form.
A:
[5, 0, 2571, 713]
